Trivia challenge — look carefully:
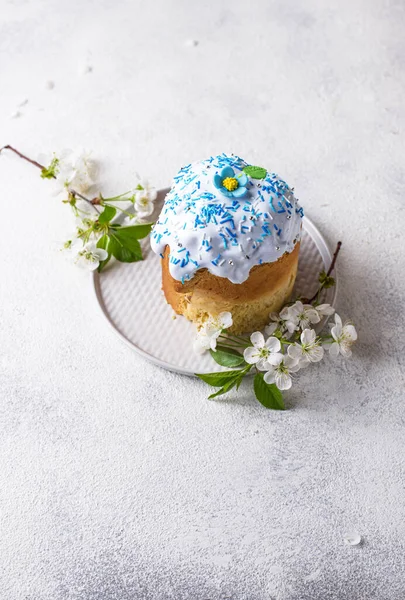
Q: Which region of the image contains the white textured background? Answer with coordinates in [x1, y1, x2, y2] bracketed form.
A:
[1, 0, 405, 598]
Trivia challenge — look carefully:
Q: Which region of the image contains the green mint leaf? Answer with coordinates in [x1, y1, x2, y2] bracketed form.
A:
[40, 156, 59, 179]
[210, 347, 246, 368]
[253, 373, 285, 410]
[108, 233, 142, 262]
[243, 165, 267, 180]
[196, 370, 245, 388]
[98, 206, 117, 224]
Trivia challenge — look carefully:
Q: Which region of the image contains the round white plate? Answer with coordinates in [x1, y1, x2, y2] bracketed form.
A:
[92, 188, 337, 376]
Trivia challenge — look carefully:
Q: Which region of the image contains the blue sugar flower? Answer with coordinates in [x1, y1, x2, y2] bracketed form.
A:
[213, 166, 249, 198]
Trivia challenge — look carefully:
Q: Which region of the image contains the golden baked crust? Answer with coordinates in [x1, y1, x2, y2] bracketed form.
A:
[161, 242, 300, 334]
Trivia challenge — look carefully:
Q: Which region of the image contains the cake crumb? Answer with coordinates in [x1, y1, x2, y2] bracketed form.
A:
[343, 532, 362, 546]
[45, 80, 55, 90]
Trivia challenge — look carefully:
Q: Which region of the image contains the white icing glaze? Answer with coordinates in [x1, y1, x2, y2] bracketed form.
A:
[150, 153, 304, 285]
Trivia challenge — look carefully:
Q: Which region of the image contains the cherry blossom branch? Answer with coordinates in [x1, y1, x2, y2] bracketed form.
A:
[0, 144, 100, 214]
[0, 144, 46, 170]
[68, 190, 101, 213]
[304, 241, 342, 304]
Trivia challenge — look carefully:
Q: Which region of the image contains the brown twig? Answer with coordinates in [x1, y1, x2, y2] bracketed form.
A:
[0, 144, 46, 170]
[305, 241, 342, 304]
[326, 241, 342, 277]
[69, 191, 100, 213]
[0, 144, 100, 214]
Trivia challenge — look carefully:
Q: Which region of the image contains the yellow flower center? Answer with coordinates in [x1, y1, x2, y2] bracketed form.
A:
[222, 177, 239, 192]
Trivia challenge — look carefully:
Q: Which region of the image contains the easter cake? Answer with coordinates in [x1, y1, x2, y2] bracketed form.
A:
[150, 154, 304, 334]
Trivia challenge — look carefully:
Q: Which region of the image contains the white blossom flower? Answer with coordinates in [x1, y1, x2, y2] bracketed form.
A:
[193, 312, 233, 353]
[61, 237, 82, 254]
[243, 332, 282, 370]
[58, 148, 97, 193]
[122, 214, 141, 227]
[287, 300, 321, 331]
[328, 314, 357, 358]
[315, 303, 335, 317]
[41, 149, 97, 196]
[263, 354, 300, 390]
[287, 328, 324, 366]
[265, 306, 295, 337]
[74, 199, 95, 216]
[74, 241, 108, 271]
[134, 180, 157, 219]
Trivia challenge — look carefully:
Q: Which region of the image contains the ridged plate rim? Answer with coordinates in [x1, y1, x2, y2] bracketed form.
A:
[92, 188, 338, 376]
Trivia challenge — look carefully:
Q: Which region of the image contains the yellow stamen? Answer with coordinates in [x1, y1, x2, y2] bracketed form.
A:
[222, 177, 239, 192]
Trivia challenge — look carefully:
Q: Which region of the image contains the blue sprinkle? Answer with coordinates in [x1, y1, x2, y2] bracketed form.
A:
[225, 227, 237, 239]
[219, 233, 228, 248]
[220, 217, 235, 228]
[277, 200, 286, 213]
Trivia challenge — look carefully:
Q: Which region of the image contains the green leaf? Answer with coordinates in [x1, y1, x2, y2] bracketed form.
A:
[112, 223, 153, 240]
[196, 369, 245, 388]
[107, 225, 152, 261]
[243, 165, 267, 180]
[108, 233, 142, 262]
[253, 373, 285, 410]
[98, 205, 117, 224]
[208, 378, 238, 399]
[40, 156, 59, 179]
[96, 234, 109, 250]
[323, 276, 335, 289]
[96, 234, 111, 271]
[318, 270, 335, 289]
[210, 346, 246, 368]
